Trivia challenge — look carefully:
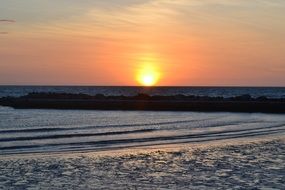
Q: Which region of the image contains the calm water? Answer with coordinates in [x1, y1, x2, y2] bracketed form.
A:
[0, 86, 285, 98]
[0, 106, 284, 155]
[0, 87, 284, 189]
[1, 86, 285, 155]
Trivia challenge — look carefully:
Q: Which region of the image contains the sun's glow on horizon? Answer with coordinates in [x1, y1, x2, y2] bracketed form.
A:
[135, 52, 162, 86]
[137, 64, 161, 86]
[1, 0, 284, 86]
[139, 72, 157, 86]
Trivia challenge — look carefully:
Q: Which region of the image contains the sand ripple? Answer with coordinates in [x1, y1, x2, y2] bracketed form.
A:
[0, 139, 284, 189]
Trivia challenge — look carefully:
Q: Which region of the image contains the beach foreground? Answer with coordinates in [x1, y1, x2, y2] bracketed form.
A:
[0, 137, 284, 189]
[0, 107, 284, 189]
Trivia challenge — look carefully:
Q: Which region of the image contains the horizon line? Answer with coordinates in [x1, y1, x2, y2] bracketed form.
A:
[0, 85, 284, 88]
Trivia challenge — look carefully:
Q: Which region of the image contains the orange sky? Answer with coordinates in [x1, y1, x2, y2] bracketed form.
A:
[0, 0, 285, 86]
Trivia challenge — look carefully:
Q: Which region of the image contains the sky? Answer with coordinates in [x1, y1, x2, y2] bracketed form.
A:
[0, 0, 284, 86]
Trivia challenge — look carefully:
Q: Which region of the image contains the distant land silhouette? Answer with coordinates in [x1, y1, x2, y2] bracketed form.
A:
[0, 92, 284, 113]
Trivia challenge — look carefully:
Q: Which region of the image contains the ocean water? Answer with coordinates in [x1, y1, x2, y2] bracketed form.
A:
[0, 86, 285, 98]
[0, 87, 285, 189]
[0, 106, 284, 155]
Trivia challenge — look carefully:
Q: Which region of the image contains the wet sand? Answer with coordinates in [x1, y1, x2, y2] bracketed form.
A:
[1, 137, 284, 189]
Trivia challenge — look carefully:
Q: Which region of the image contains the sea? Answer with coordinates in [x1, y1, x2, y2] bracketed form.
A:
[0, 86, 284, 155]
[0, 86, 285, 189]
[0, 86, 285, 98]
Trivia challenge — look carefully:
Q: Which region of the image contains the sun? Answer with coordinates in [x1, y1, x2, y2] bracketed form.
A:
[135, 52, 162, 86]
[140, 73, 156, 86]
[137, 67, 160, 86]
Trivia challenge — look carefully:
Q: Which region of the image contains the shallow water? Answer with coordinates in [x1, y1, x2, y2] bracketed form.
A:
[1, 107, 285, 189]
[1, 106, 284, 155]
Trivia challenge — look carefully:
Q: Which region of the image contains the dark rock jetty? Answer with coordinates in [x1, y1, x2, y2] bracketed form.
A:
[0, 92, 284, 113]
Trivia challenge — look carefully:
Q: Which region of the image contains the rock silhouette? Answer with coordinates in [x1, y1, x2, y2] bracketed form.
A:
[0, 92, 284, 113]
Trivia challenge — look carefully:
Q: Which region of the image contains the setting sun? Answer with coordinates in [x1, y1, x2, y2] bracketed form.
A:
[137, 67, 160, 86]
[135, 53, 162, 86]
[140, 73, 157, 86]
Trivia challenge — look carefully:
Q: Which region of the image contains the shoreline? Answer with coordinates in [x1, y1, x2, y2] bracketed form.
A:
[1, 134, 283, 160]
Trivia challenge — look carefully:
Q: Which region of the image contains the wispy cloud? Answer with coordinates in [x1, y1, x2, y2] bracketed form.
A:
[0, 19, 15, 34]
[0, 19, 16, 23]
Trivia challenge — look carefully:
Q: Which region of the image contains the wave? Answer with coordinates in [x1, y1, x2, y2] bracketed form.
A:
[0, 128, 156, 142]
[1, 123, 284, 155]
[0, 120, 267, 143]
[0, 117, 222, 134]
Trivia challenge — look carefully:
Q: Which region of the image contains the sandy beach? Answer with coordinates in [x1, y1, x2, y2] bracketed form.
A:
[1, 136, 284, 189]
[0, 106, 284, 189]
